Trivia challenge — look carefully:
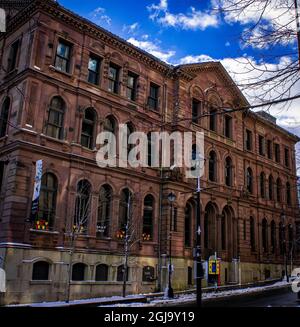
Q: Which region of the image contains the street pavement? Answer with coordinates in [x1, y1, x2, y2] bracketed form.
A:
[202, 287, 300, 307]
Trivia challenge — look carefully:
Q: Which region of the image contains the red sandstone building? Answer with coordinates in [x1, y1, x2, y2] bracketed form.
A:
[0, 0, 299, 305]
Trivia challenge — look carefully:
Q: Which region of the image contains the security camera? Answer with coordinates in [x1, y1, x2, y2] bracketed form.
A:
[170, 164, 177, 170]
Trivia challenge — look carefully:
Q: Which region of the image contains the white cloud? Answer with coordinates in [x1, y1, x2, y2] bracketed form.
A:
[122, 22, 139, 34]
[147, 0, 168, 12]
[178, 54, 216, 64]
[90, 7, 112, 26]
[127, 37, 175, 63]
[148, 1, 219, 30]
[176, 53, 300, 129]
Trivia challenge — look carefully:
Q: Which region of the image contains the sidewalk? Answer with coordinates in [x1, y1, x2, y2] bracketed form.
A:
[5, 280, 292, 307]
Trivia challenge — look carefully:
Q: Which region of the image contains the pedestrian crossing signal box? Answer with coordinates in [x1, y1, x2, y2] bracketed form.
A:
[208, 260, 220, 275]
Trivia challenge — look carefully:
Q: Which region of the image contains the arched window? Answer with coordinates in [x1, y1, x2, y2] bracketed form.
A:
[246, 167, 253, 194]
[185, 203, 192, 247]
[81, 108, 96, 149]
[32, 261, 50, 280]
[250, 216, 255, 251]
[143, 195, 154, 241]
[209, 106, 217, 132]
[204, 203, 217, 251]
[279, 222, 284, 255]
[72, 263, 87, 281]
[97, 185, 112, 237]
[103, 115, 116, 134]
[172, 207, 178, 232]
[0, 97, 10, 138]
[74, 180, 91, 233]
[286, 182, 291, 205]
[276, 178, 281, 202]
[119, 188, 132, 232]
[262, 218, 268, 253]
[117, 265, 129, 282]
[126, 123, 134, 157]
[260, 172, 266, 198]
[225, 157, 233, 187]
[271, 220, 276, 254]
[37, 173, 58, 229]
[45, 96, 65, 139]
[95, 264, 108, 281]
[268, 175, 273, 200]
[208, 151, 217, 182]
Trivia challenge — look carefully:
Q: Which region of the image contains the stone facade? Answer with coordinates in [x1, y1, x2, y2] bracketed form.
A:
[0, 0, 299, 305]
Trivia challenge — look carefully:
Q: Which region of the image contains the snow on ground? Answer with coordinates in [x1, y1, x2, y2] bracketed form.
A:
[99, 281, 291, 307]
[6, 294, 146, 307]
[6, 281, 291, 307]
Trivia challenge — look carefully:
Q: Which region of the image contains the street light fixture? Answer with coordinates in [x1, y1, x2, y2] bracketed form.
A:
[280, 211, 289, 282]
[167, 192, 176, 298]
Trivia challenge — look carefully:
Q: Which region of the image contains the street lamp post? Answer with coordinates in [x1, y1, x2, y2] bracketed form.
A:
[195, 176, 202, 307]
[281, 211, 289, 282]
[167, 192, 176, 298]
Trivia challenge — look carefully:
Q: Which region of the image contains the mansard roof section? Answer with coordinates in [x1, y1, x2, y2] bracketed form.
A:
[176, 61, 250, 108]
[3, 0, 174, 75]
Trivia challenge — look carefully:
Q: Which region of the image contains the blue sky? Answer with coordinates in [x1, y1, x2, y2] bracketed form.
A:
[58, 0, 292, 64]
[58, 0, 300, 129]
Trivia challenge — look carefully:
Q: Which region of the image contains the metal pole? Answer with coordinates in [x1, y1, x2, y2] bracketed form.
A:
[66, 232, 75, 303]
[122, 193, 131, 297]
[196, 176, 202, 307]
[168, 202, 174, 298]
[284, 224, 289, 282]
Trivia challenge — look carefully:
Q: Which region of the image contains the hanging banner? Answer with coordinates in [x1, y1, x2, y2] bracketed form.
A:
[0, 268, 6, 293]
[30, 160, 43, 221]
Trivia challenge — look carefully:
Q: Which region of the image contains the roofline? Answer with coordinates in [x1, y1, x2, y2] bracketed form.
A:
[4, 1, 299, 144]
[248, 111, 300, 143]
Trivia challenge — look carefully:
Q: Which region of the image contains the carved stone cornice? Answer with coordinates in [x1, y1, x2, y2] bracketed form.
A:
[4, 0, 174, 76]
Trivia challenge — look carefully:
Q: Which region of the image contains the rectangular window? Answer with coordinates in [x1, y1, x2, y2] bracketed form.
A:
[54, 40, 71, 73]
[258, 135, 265, 156]
[224, 115, 232, 139]
[192, 99, 200, 123]
[108, 63, 119, 94]
[245, 129, 252, 151]
[274, 143, 280, 163]
[7, 40, 20, 72]
[88, 55, 101, 85]
[148, 83, 159, 110]
[126, 72, 138, 101]
[267, 140, 272, 159]
[284, 148, 290, 167]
